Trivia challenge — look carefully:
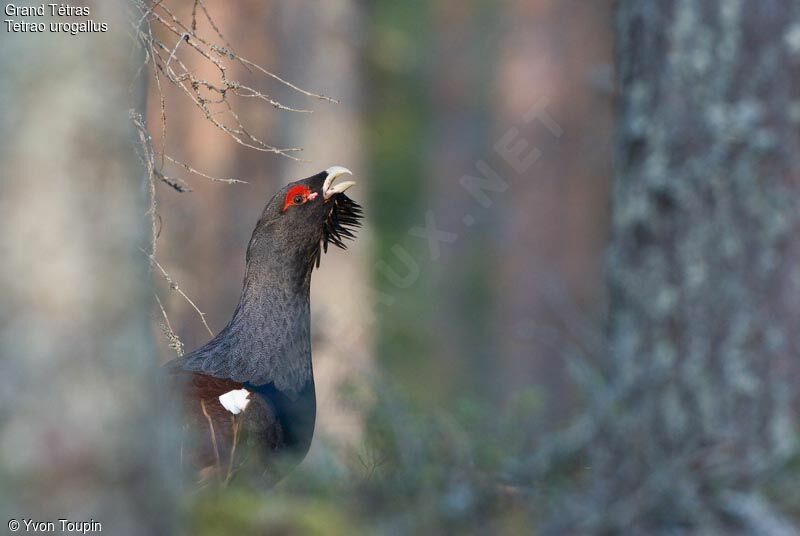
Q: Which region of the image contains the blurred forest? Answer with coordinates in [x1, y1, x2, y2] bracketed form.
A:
[2, 0, 800, 534]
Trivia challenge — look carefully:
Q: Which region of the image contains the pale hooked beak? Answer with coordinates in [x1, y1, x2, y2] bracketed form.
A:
[323, 166, 356, 201]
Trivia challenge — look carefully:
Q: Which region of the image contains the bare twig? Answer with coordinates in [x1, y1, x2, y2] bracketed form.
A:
[154, 171, 191, 193]
[154, 292, 185, 356]
[199, 0, 239, 64]
[140, 248, 215, 337]
[234, 55, 338, 103]
[130, 0, 334, 160]
[200, 400, 222, 479]
[131, 110, 160, 258]
[165, 155, 247, 185]
[224, 416, 240, 486]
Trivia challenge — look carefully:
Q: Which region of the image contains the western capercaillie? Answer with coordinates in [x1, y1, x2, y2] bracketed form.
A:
[165, 167, 362, 485]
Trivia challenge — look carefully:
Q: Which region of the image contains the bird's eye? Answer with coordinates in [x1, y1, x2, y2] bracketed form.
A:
[282, 185, 312, 212]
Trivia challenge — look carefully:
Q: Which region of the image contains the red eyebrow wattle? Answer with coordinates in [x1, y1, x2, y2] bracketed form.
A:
[282, 185, 312, 212]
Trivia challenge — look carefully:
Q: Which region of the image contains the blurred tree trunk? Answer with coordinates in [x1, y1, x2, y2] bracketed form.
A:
[150, 1, 281, 356]
[0, 4, 178, 534]
[427, 0, 496, 403]
[369, 0, 614, 422]
[551, 1, 800, 532]
[491, 0, 613, 416]
[272, 0, 371, 448]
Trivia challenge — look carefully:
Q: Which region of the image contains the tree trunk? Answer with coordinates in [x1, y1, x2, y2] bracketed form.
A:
[491, 0, 614, 418]
[272, 0, 371, 448]
[0, 4, 178, 533]
[550, 1, 800, 532]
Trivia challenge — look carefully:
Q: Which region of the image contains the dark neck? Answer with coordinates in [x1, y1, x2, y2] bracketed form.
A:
[193, 250, 315, 395]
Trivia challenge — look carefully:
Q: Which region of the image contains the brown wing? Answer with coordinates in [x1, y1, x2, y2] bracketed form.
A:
[171, 371, 246, 481]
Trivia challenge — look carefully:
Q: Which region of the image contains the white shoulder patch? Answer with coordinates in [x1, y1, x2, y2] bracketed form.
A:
[218, 388, 251, 415]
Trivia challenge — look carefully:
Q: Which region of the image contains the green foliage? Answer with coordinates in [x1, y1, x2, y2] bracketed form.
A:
[188, 490, 356, 536]
[183, 375, 549, 534]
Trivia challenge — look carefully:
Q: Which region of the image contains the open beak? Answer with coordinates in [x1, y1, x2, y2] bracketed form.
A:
[323, 166, 356, 201]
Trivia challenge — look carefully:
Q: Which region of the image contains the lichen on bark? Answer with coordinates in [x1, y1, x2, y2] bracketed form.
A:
[546, 1, 800, 532]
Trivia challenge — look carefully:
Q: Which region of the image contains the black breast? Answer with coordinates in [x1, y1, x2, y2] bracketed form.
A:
[241, 381, 317, 481]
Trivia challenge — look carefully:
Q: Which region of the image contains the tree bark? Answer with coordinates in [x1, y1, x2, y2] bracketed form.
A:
[549, 1, 800, 532]
[272, 0, 371, 447]
[491, 0, 614, 417]
[0, 4, 178, 533]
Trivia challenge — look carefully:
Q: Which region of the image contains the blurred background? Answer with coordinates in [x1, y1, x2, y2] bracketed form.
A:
[149, 0, 612, 455]
[2, 0, 800, 534]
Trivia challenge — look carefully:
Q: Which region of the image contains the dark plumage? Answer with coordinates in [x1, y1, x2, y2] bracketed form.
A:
[165, 167, 362, 485]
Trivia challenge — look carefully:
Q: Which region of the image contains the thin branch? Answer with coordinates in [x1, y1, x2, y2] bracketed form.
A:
[164, 155, 247, 185]
[156, 0, 335, 103]
[154, 170, 191, 192]
[224, 416, 240, 487]
[131, 0, 334, 161]
[164, 31, 187, 72]
[200, 400, 222, 479]
[190, 0, 198, 34]
[197, 0, 234, 58]
[141, 248, 215, 337]
[154, 292, 184, 356]
[131, 110, 160, 257]
[234, 55, 338, 103]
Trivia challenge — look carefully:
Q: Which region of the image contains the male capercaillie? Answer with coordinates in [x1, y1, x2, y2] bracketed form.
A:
[165, 167, 361, 485]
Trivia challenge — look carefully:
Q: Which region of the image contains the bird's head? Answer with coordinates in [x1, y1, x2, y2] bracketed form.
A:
[247, 166, 363, 280]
